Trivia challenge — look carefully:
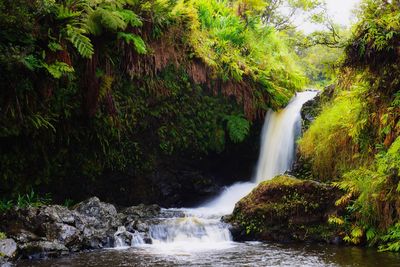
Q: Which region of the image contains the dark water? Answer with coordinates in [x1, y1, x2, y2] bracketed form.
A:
[16, 242, 400, 267]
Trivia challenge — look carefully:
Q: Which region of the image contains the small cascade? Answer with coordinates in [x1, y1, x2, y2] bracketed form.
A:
[254, 91, 318, 183]
[149, 216, 232, 250]
[114, 226, 145, 248]
[113, 91, 317, 253]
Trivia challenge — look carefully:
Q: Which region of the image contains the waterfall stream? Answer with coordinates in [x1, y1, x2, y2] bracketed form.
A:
[254, 91, 318, 182]
[114, 91, 317, 253]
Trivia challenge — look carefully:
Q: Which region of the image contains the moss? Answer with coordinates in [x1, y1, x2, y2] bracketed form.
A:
[230, 175, 343, 243]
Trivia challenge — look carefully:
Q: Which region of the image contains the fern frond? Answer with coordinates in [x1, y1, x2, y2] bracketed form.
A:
[117, 32, 147, 54]
[43, 61, 74, 79]
[56, 4, 82, 20]
[117, 9, 142, 27]
[225, 115, 251, 143]
[66, 24, 94, 58]
[98, 8, 127, 31]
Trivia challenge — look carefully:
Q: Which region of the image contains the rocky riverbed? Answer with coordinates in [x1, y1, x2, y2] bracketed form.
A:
[0, 197, 171, 264]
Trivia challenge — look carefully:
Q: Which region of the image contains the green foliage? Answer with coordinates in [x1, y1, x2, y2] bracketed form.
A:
[65, 25, 94, 58]
[0, 0, 308, 202]
[43, 61, 75, 78]
[297, 44, 343, 87]
[117, 32, 147, 54]
[0, 190, 52, 213]
[0, 232, 6, 240]
[379, 223, 400, 252]
[173, 0, 306, 113]
[16, 190, 52, 209]
[0, 199, 13, 213]
[299, 85, 370, 180]
[226, 115, 251, 143]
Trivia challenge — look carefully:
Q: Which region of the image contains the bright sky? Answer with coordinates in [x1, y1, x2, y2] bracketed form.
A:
[325, 0, 360, 26]
[297, 0, 361, 33]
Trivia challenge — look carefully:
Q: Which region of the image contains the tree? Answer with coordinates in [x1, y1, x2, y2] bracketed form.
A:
[261, 0, 323, 30]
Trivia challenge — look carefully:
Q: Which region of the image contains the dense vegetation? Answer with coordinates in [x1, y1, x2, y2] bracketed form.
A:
[299, 0, 400, 251]
[0, 0, 308, 200]
[2, 0, 400, 254]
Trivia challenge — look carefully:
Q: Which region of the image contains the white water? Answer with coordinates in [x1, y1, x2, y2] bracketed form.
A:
[254, 91, 318, 183]
[114, 91, 317, 253]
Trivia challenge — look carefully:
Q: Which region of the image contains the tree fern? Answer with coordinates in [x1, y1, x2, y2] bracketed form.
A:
[65, 24, 94, 58]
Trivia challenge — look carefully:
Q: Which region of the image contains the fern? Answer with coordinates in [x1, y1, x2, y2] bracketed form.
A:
[98, 8, 127, 31]
[328, 215, 345, 225]
[22, 55, 42, 71]
[379, 223, 400, 252]
[118, 9, 142, 27]
[43, 61, 74, 79]
[225, 115, 251, 143]
[48, 41, 63, 52]
[56, 4, 82, 20]
[66, 24, 94, 58]
[117, 32, 147, 54]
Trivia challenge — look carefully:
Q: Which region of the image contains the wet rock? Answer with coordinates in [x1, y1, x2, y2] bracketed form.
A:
[0, 260, 12, 267]
[74, 197, 118, 227]
[42, 223, 82, 251]
[122, 204, 160, 219]
[113, 226, 145, 247]
[72, 197, 121, 249]
[113, 227, 133, 247]
[5, 229, 42, 245]
[0, 239, 17, 259]
[0, 197, 166, 260]
[19, 241, 68, 259]
[228, 175, 343, 243]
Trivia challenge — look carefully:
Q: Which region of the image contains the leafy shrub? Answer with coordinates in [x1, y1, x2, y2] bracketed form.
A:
[299, 85, 369, 180]
[0, 190, 52, 213]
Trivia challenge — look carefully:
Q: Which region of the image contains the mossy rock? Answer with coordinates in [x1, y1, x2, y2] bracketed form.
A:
[228, 175, 343, 243]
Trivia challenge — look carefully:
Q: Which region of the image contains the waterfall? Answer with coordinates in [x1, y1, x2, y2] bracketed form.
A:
[254, 91, 318, 183]
[114, 91, 317, 252]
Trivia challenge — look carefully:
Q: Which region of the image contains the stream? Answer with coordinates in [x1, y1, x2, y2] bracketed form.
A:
[15, 92, 400, 266]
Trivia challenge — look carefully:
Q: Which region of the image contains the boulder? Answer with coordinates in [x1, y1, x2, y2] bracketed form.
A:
[74, 197, 117, 221]
[228, 175, 343, 243]
[42, 223, 82, 251]
[72, 197, 120, 249]
[0, 197, 165, 260]
[0, 239, 17, 258]
[0, 197, 123, 259]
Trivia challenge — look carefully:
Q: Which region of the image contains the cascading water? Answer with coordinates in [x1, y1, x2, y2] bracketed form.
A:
[254, 91, 318, 183]
[113, 91, 317, 253]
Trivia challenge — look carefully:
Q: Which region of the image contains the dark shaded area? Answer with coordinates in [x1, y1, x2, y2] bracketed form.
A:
[42, 120, 263, 208]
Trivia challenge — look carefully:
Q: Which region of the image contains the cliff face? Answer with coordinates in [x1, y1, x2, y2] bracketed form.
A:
[0, 0, 304, 206]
